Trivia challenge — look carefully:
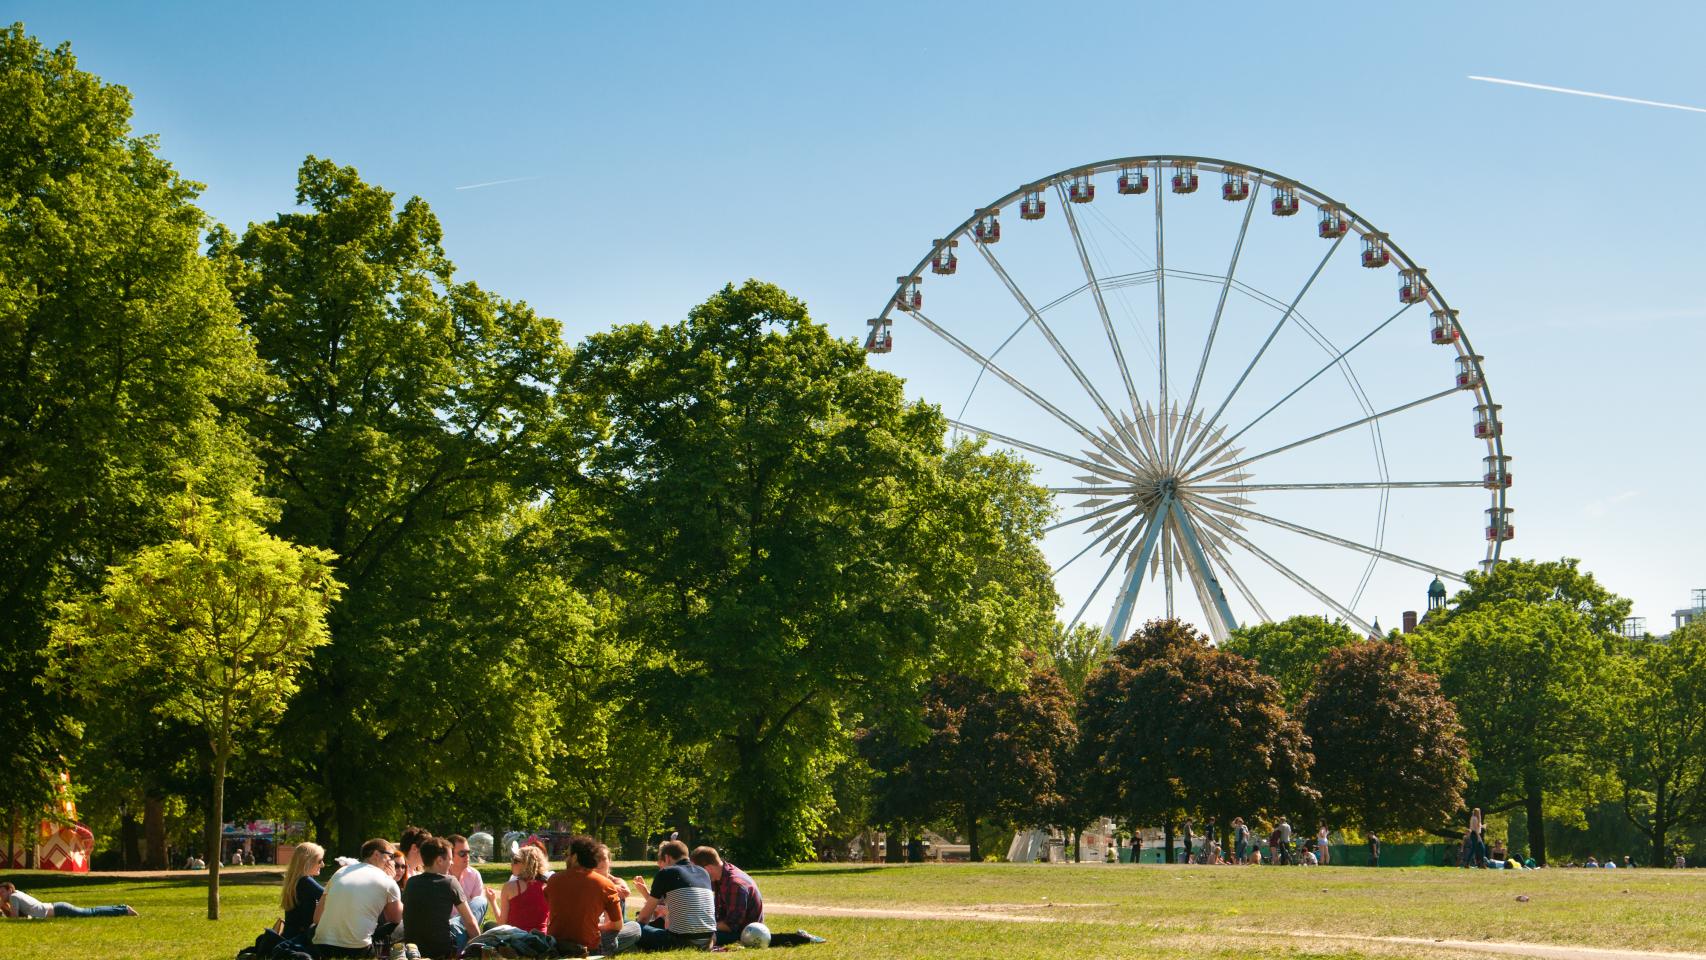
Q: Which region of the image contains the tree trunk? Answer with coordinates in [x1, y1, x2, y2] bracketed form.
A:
[119, 809, 141, 870]
[1524, 777, 1546, 866]
[7, 810, 16, 868]
[1652, 783, 1669, 867]
[1070, 822, 1085, 862]
[335, 795, 363, 861]
[906, 835, 923, 863]
[885, 827, 904, 864]
[1162, 821, 1174, 864]
[307, 805, 334, 850]
[207, 749, 227, 920]
[965, 814, 981, 862]
[144, 795, 168, 870]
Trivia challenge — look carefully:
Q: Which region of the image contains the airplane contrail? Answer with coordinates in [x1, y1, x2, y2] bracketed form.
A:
[454, 175, 544, 191]
[1468, 75, 1706, 114]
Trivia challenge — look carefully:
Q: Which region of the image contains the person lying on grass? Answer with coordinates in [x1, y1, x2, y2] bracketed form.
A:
[0, 880, 137, 918]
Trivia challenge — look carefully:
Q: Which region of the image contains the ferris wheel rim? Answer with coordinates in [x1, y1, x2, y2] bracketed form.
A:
[874, 154, 1509, 638]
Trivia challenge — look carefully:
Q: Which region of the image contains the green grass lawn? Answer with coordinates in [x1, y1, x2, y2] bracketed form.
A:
[0, 862, 1694, 960]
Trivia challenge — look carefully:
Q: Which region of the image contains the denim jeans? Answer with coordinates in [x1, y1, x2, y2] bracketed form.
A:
[449, 895, 488, 949]
[600, 920, 643, 954]
[50, 902, 129, 918]
[635, 921, 708, 951]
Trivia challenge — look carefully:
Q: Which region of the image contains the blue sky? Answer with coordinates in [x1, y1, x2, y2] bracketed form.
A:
[19, 1, 1705, 633]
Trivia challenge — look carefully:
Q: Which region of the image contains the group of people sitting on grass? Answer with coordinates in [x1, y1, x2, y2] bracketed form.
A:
[258, 830, 784, 959]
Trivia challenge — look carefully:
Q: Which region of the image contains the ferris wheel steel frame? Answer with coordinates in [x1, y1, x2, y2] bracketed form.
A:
[868, 155, 1510, 645]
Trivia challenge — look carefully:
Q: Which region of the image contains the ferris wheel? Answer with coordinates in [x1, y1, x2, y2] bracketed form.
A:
[865, 156, 1511, 644]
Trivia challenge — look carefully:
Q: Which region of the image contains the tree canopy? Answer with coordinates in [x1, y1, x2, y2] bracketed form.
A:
[49, 488, 340, 917]
[212, 156, 577, 852]
[1079, 619, 1316, 844]
[0, 23, 262, 821]
[1221, 615, 1363, 707]
[1412, 598, 1611, 863]
[1300, 640, 1468, 834]
[561, 280, 1059, 865]
[1600, 623, 1706, 866]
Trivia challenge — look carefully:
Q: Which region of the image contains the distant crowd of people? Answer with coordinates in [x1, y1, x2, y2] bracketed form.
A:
[259, 830, 772, 959]
[1173, 816, 1340, 866]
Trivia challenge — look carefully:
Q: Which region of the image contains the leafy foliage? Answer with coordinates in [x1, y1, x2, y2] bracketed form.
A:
[1222, 615, 1363, 707]
[1411, 599, 1612, 863]
[1435, 558, 1631, 636]
[1300, 641, 1468, 834]
[0, 23, 262, 819]
[562, 280, 1058, 865]
[1600, 623, 1706, 865]
[212, 157, 577, 851]
[868, 660, 1076, 860]
[1078, 619, 1316, 835]
[49, 488, 340, 917]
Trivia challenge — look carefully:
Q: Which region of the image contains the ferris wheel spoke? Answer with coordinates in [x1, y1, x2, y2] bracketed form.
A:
[1048, 484, 1142, 496]
[1184, 493, 1465, 581]
[1155, 173, 1169, 461]
[1057, 184, 1163, 461]
[1198, 516, 1378, 637]
[1190, 480, 1483, 492]
[976, 234, 1151, 463]
[1193, 518, 1271, 623]
[946, 418, 1127, 482]
[914, 311, 1144, 472]
[1063, 512, 1154, 637]
[1172, 186, 1261, 468]
[1177, 234, 1347, 471]
[1191, 387, 1459, 483]
[1043, 497, 1139, 534]
[1184, 302, 1416, 475]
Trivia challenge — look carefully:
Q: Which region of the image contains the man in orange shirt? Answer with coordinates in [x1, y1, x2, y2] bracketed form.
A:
[545, 836, 640, 955]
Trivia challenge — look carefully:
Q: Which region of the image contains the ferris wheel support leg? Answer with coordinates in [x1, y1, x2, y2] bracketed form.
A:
[1103, 496, 1170, 644]
[1169, 499, 1239, 638]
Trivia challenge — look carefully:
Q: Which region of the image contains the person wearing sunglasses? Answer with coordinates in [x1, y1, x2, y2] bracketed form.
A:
[445, 834, 490, 949]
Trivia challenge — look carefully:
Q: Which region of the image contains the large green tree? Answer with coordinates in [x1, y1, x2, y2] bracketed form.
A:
[0, 24, 262, 823]
[50, 488, 340, 919]
[1222, 615, 1363, 707]
[1079, 619, 1316, 860]
[869, 660, 1076, 861]
[1412, 599, 1611, 864]
[212, 157, 578, 851]
[1601, 623, 1706, 866]
[561, 280, 1059, 865]
[1299, 641, 1468, 834]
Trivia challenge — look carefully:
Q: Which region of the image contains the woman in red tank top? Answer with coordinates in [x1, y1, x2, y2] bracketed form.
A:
[498, 845, 551, 932]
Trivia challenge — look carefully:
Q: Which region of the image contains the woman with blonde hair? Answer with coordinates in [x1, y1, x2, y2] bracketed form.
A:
[279, 842, 326, 940]
[497, 843, 550, 932]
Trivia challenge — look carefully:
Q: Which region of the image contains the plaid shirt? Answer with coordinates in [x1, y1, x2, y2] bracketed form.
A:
[713, 862, 763, 932]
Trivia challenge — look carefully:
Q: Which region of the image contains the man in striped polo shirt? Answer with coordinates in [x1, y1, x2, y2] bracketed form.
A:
[634, 839, 715, 950]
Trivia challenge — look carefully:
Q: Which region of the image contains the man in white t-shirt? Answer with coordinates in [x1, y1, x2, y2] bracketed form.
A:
[0, 881, 136, 918]
[313, 838, 403, 957]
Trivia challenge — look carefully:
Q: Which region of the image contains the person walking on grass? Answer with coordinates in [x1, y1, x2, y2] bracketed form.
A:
[0, 881, 137, 918]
